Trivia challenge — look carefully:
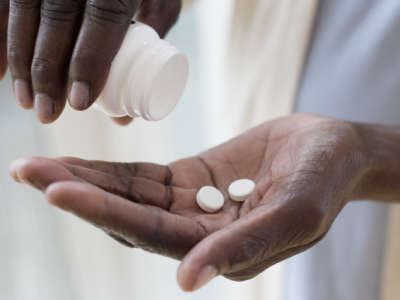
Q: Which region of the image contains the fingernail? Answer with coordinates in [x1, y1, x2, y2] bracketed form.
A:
[9, 159, 23, 183]
[14, 79, 33, 109]
[192, 265, 217, 291]
[69, 81, 90, 110]
[34, 93, 56, 124]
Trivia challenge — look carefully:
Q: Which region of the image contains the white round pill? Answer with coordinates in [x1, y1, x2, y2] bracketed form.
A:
[196, 186, 225, 213]
[228, 179, 255, 202]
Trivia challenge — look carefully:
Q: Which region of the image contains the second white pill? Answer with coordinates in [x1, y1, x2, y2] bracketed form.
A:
[228, 179, 256, 202]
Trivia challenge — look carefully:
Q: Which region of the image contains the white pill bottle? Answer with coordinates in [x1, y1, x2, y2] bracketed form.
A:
[96, 22, 189, 121]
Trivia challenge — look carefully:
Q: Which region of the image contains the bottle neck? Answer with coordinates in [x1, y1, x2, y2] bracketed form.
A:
[96, 22, 159, 118]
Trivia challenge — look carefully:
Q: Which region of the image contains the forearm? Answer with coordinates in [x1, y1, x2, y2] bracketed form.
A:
[352, 122, 400, 202]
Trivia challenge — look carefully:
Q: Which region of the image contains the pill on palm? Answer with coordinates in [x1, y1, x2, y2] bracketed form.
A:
[196, 186, 225, 213]
[228, 179, 255, 202]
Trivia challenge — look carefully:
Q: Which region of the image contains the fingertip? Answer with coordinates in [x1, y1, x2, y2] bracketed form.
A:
[13, 79, 34, 109]
[45, 181, 69, 207]
[0, 52, 6, 81]
[0, 65, 6, 81]
[177, 262, 195, 292]
[111, 116, 133, 126]
[46, 181, 101, 212]
[34, 93, 59, 124]
[9, 158, 26, 183]
[9, 157, 38, 183]
[177, 261, 217, 292]
[10, 156, 77, 191]
[68, 81, 91, 111]
[46, 181, 86, 211]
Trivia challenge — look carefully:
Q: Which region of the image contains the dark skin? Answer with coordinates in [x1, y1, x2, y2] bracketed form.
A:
[13, 113, 398, 291]
[0, 0, 181, 124]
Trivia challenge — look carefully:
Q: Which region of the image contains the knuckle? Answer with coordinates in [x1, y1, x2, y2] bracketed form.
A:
[164, 184, 173, 211]
[99, 193, 113, 228]
[126, 178, 142, 202]
[31, 56, 56, 82]
[0, 0, 8, 10]
[7, 50, 30, 74]
[10, 0, 40, 10]
[121, 162, 137, 177]
[149, 212, 173, 255]
[86, 0, 134, 24]
[71, 46, 112, 75]
[41, 0, 83, 22]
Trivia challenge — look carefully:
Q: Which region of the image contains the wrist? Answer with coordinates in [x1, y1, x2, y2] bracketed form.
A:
[350, 122, 400, 202]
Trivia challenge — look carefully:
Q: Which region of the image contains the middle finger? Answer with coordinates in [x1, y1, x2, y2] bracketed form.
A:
[31, 0, 84, 123]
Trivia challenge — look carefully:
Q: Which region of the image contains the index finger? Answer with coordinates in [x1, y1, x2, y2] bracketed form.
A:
[68, 0, 142, 110]
[46, 181, 205, 259]
[0, 0, 8, 79]
[136, 0, 182, 38]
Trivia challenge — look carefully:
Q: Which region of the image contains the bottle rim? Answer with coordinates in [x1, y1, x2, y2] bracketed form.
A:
[124, 40, 189, 121]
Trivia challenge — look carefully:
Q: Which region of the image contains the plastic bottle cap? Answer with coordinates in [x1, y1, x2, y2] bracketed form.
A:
[147, 52, 189, 120]
[96, 23, 189, 121]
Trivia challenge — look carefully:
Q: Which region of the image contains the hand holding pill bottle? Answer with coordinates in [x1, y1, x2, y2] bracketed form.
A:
[1, 0, 183, 123]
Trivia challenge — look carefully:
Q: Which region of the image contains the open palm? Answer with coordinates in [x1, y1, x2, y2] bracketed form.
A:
[10, 114, 365, 291]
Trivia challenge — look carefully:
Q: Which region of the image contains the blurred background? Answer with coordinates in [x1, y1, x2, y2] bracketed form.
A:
[4, 0, 397, 299]
[0, 1, 283, 299]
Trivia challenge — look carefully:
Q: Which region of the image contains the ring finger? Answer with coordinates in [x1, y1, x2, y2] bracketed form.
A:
[0, 0, 8, 80]
[8, 0, 41, 109]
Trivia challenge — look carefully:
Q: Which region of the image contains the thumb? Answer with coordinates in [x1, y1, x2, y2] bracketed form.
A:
[177, 207, 281, 292]
[136, 0, 182, 37]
